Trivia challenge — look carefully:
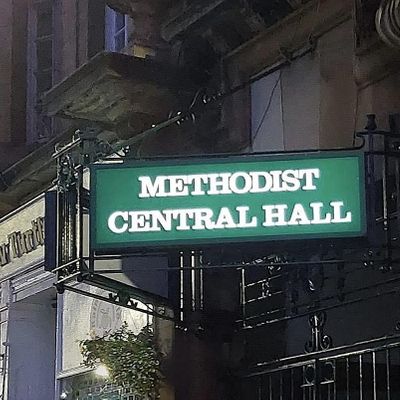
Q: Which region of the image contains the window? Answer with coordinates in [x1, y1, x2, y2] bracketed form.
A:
[250, 70, 284, 152]
[26, 0, 54, 143]
[105, 6, 129, 52]
[250, 53, 320, 152]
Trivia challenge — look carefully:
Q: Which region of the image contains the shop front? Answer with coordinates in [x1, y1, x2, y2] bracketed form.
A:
[0, 194, 55, 400]
[0, 189, 170, 399]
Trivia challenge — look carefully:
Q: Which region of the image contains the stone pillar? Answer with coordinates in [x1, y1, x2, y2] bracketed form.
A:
[7, 301, 56, 400]
[0, 0, 13, 144]
[0, 0, 28, 145]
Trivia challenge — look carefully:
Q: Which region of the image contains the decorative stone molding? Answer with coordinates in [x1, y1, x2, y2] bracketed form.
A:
[225, 0, 352, 80]
[376, 0, 400, 48]
[41, 52, 194, 138]
[106, 0, 168, 50]
[354, 40, 400, 88]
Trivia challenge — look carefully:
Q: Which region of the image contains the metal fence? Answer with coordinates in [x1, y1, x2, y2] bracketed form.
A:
[61, 373, 142, 400]
[242, 336, 400, 400]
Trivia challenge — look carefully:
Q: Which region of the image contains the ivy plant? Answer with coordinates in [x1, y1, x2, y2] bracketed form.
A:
[80, 323, 162, 399]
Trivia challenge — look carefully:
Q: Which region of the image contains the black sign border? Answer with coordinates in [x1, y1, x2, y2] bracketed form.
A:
[90, 151, 367, 253]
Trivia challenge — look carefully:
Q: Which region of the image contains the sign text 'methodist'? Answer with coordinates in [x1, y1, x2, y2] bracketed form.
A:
[107, 168, 352, 234]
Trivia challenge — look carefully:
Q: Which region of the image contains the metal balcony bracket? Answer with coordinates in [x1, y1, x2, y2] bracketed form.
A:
[55, 281, 176, 322]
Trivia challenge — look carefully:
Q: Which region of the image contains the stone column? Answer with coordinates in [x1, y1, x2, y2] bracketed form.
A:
[0, 0, 28, 145]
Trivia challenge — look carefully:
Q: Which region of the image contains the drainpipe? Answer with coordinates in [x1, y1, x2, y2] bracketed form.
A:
[376, 0, 400, 48]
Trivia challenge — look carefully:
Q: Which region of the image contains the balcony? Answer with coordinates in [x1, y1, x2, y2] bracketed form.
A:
[0, 51, 195, 216]
[41, 52, 195, 139]
[105, 0, 307, 54]
[162, 0, 303, 53]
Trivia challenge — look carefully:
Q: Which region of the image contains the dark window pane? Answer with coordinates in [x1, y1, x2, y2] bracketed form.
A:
[37, 3, 53, 37]
[115, 12, 125, 31]
[115, 31, 125, 51]
[37, 39, 53, 70]
[36, 70, 52, 93]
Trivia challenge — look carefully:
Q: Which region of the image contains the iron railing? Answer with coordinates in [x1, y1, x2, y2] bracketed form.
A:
[242, 335, 400, 400]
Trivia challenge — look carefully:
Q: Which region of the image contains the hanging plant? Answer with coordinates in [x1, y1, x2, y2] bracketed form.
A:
[80, 322, 163, 399]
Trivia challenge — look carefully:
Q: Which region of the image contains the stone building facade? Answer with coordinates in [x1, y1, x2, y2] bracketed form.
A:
[0, 0, 400, 399]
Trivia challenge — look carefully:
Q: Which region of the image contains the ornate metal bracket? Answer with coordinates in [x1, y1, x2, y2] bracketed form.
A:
[305, 311, 332, 353]
[362, 249, 393, 272]
[109, 291, 139, 308]
[57, 154, 77, 192]
[77, 128, 127, 164]
[55, 282, 174, 322]
[304, 263, 324, 294]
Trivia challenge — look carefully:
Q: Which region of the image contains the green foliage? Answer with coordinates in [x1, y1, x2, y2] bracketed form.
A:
[80, 323, 162, 399]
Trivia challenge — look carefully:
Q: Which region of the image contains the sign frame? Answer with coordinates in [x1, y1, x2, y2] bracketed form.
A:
[90, 151, 367, 252]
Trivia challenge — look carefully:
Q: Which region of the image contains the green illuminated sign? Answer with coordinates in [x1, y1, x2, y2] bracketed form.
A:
[90, 152, 366, 250]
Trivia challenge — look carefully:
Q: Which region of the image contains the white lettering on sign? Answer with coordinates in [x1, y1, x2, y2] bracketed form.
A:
[103, 165, 359, 237]
[262, 205, 288, 227]
[107, 203, 352, 234]
[108, 211, 129, 234]
[137, 168, 321, 198]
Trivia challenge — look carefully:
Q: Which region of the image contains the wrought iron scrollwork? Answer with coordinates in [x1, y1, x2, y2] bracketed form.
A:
[57, 154, 77, 192]
[305, 311, 332, 353]
[305, 263, 324, 294]
[77, 128, 120, 164]
[362, 249, 393, 272]
[249, 254, 286, 274]
[109, 291, 139, 309]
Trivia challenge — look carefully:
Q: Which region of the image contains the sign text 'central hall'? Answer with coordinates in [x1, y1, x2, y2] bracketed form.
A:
[91, 153, 366, 250]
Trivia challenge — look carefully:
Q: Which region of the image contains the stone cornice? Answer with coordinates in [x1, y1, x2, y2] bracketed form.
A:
[224, 0, 352, 79]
